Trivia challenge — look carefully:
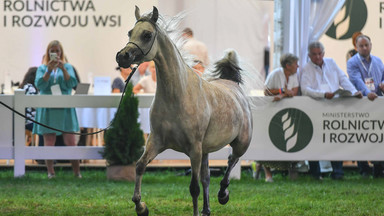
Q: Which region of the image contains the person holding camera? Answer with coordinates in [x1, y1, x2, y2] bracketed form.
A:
[33, 40, 81, 179]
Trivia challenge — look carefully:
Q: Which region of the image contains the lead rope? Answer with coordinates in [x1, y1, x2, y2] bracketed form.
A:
[0, 66, 138, 136]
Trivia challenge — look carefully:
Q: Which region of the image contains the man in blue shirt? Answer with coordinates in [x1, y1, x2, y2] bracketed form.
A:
[347, 35, 384, 178]
[347, 35, 384, 101]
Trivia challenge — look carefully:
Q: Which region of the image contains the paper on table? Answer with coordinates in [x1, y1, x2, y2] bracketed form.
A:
[93, 77, 111, 95]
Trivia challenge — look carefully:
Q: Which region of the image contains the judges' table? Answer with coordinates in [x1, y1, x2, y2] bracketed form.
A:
[75, 93, 154, 133]
[76, 108, 117, 129]
[75, 107, 151, 146]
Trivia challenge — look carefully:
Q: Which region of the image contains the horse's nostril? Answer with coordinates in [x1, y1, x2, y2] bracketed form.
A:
[116, 51, 131, 65]
[115, 50, 133, 68]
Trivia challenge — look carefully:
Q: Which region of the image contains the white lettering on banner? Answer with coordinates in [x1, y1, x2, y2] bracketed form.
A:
[2, 0, 121, 28]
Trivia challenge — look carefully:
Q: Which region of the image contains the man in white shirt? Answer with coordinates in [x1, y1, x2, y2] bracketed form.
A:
[265, 53, 299, 101]
[301, 42, 362, 99]
[300, 41, 362, 180]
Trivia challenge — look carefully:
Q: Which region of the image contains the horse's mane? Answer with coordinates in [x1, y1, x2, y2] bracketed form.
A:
[141, 10, 267, 107]
[140, 11, 195, 67]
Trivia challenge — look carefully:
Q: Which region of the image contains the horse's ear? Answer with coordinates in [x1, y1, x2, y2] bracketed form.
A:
[135, 5, 141, 20]
[151, 6, 158, 23]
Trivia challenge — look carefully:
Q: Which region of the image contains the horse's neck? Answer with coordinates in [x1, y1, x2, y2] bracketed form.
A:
[154, 34, 196, 98]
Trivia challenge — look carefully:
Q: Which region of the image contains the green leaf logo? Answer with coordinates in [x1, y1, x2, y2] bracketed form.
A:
[269, 108, 313, 153]
[325, 0, 367, 40]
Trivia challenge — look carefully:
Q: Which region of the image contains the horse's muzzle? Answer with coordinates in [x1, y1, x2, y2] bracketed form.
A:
[116, 45, 144, 69]
[116, 50, 133, 69]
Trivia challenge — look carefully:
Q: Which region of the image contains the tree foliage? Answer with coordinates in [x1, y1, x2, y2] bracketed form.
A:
[102, 83, 144, 165]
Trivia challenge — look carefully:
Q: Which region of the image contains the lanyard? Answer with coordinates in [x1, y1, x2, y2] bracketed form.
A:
[51, 68, 58, 83]
[357, 55, 372, 77]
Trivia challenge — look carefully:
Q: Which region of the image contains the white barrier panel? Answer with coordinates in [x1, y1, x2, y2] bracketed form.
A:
[242, 96, 384, 161]
[0, 95, 13, 159]
[4, 90, 384, 177]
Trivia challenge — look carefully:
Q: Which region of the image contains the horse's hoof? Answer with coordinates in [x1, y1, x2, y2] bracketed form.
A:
[218, 189, 229, 205]
[136, 202, 149, 216]
[201, 209, 211, 216]
[136, 207, 149, 216]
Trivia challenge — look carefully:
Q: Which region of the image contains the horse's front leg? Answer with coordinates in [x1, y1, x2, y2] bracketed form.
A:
[132, 134, 162, 216]
[200, 153, 211, 216]
[189, 150, 202, 216]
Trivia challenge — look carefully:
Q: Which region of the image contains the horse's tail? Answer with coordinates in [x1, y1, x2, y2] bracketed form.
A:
[212, 49, 243, 84]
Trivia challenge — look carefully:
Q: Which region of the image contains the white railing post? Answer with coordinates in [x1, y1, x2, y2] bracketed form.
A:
[0, 95, 14, 159]
[14, 89, 26, 177]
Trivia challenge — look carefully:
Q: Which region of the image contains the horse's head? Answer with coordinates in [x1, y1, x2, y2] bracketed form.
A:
[116, 6, 159, 68]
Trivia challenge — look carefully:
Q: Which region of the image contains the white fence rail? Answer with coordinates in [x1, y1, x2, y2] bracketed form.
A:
[2, 90, 384, 178]
[0, 90, 234, 178]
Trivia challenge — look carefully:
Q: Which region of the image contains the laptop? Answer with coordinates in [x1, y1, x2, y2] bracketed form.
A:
[74, 83, 90, 95]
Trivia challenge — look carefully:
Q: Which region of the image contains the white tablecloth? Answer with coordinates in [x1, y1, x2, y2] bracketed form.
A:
[76, 108, 151, 133]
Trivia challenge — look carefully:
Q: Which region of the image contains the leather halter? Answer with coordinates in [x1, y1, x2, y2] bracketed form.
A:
[127, 20, 158, 57]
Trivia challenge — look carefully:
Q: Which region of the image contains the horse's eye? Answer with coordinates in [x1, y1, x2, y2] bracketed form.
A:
[142, 32, 152, 42]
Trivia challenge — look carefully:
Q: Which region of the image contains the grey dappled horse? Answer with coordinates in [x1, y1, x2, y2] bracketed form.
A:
[116, 6, 253, 216]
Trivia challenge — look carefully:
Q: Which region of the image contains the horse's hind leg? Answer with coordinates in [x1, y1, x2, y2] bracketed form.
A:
[132, 134, 162, 216]
[218, 153, 239, 205]
[189, 150, 202, 216]
[200, 153, 211, 216]
[218, 120, 251, 205]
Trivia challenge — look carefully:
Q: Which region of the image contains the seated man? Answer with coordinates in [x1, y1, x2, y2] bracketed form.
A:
[301, 41, 362, 180]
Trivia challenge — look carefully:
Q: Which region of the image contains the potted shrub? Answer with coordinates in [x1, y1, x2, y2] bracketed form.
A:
[102, 83, 145, 181]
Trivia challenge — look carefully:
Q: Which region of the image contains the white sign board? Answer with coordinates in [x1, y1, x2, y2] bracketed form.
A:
[0, 0, 157, 92]
[244, 96, 384, 161]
